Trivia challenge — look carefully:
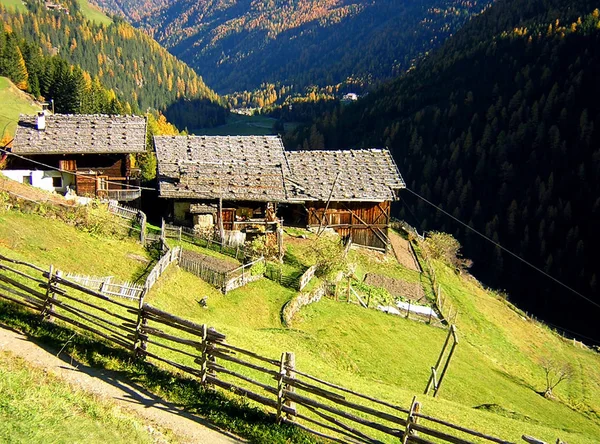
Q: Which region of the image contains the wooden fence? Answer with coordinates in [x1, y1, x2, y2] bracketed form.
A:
[145, 246, 181, 290]
[0, 251, 518, 444]
[162, 222, 246, 262]
[408, 239, 457, 326]
[108, 202, 147, 243]
[265, 262, 302, 289]
[65, 273, 145, 300]
[178, 250, 264, 294]
[298, 265, 317, 292]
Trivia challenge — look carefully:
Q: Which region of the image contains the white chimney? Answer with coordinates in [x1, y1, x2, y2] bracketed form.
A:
[36, 112, 46, 131]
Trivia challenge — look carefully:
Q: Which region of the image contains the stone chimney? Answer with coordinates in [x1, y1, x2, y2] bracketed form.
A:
[36, 111, 46, 131]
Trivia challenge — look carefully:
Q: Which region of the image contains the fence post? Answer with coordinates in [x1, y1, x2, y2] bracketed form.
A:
[133, 289, 147, 358]
[43, 266, 60, 322]
[277, 352, 285, 423]
[138, 211, 146, 244]
[402, 396, 420, 444]
[346, 277, 351, 303]
[199, 324, 208, 384]
[406, 300, 411, 319]
[284, 352, 296, 420]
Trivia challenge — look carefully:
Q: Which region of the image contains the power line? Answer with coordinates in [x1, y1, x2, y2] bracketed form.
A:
[0, 146, 156, 191]
[404, 187, 600, 311]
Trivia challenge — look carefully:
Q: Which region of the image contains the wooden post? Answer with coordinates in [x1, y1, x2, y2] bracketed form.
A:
[138, 211, 146, 244]
[284, 352, 296, 420]
[277, 352, 285, 423]
[428, 307, 433, 324]
[402, 396, 420, 444]
[44, 268, 60, 322]
[406, 300, 411, 319]
[199, 324, 208, 384]
[434, 325, 459, 397]
[133, 289, 147, 358]
[218, 197, 225, 243]
[346, 277, 351, 303]
[178, 226, 182, 242]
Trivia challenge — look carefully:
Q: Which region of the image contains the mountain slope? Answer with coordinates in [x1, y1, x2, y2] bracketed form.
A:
[285, 0, 600, 343]
[0, 0, 226, 128]
[92, 0, 494, 95]
[0, 77, 41, 139]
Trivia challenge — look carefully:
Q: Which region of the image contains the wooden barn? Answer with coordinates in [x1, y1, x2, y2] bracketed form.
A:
[284, 149, 405, 251]
[154, 135, 288, 240]
[5, 113, 146, 202]
[154, 134, 405, 251]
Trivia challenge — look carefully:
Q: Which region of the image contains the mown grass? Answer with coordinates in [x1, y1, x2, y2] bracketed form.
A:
[0, 76, 40, 139]
[1, 203, 600, 442]
[166, 238, 240, 265]
[76, 0, 112, 25]
[0, 210, 151, 282]
[0, 350, 157, 443]
[0, 0, 26, 12]
[192, 113, 277, 136]
[0, 302, 317, 444]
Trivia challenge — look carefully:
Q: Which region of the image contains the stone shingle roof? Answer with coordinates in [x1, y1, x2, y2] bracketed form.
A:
[12, 114, 147, 155]
[154, 135, 405, 203]
[285, 149, 405, 202]
[154, 135, 289, 202]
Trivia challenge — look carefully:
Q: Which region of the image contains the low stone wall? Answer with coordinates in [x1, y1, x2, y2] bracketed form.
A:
[282, 282, 326, 327]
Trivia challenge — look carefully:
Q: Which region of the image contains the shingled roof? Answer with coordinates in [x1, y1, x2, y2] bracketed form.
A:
[154, 135, 290, 202]
[12, 114, 147, 155]
[285, 149, 405, 202]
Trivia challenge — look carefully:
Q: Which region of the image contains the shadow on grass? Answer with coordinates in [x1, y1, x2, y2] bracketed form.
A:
[0, 302, 319, 444]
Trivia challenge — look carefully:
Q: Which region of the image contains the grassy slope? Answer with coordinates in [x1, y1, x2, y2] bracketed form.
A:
[192, 113, 277, 136]
[0, 77, 40, 139]
[0, 202, 598, 442]
[76, 0, 112, 25]
[0, 351, 156, 443]
[148, 246, 600, 443]
[0, 211, 150, 281]
[0, 0, 26, 12]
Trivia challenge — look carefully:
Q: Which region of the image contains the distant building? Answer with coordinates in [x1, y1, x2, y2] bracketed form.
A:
[342, 93, 359, 102]
[5, 114, 147, 203]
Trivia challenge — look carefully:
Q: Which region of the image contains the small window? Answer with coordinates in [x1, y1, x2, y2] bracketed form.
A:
[22, 175, 32, 185]
[52, 177, 62, 188]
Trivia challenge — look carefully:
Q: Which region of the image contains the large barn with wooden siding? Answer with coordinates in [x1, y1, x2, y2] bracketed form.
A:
[154, 135, 405, 250]
[6, 114, 147, 202]
[285, 149, 405, 251]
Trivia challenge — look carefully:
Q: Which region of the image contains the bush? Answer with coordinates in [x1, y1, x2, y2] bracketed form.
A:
[423, 232, 473, 271]
[309, 233, 348, 278]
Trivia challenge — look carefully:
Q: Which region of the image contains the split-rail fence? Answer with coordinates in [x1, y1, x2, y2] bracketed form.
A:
[0, 251, 520, 444]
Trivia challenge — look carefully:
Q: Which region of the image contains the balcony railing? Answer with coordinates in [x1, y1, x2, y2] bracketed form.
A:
[98, 188, 142, 202]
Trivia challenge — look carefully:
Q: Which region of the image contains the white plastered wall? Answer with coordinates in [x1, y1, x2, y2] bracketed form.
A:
[2, 169, 75, 194]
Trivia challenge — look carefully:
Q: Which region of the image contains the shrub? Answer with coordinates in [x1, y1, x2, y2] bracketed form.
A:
[424, 232, 473, 271]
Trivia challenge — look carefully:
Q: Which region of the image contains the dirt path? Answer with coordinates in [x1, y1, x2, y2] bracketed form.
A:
[0, 325, 244, 444]
[388, 231, 421, 272]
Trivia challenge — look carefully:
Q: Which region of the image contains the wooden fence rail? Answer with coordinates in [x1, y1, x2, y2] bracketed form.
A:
[0, 252, 515, 444]
[65, 273, 144, 300]
[298, 265, 317, 292]
[145, 246, 180, 290]
[162, 221, 246, 262]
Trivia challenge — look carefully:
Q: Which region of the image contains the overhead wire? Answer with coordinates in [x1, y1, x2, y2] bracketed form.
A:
[404, 187, 600, 311]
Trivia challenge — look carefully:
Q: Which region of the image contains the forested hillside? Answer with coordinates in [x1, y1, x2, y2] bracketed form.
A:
[0, 0, 227, 129]
[91, 0, 494, 101]
[286, 0, 600, 343]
